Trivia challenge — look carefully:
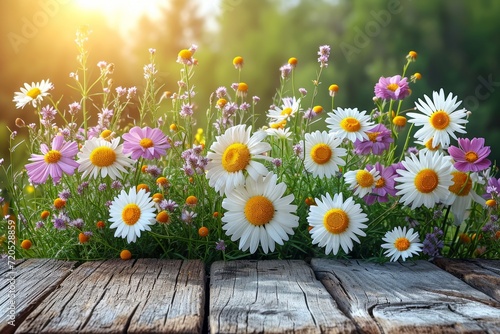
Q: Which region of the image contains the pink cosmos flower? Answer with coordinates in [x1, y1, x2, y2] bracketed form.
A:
[448, 137, 491, 172]
[354, 123, 393, 155]
[374, 75, 410, 100]
[25, 135, 79, 184]
[364, 163, 398, 205]
[122, 126, 170, 160]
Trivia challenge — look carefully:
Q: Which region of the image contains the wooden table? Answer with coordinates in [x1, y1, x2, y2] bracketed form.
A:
[1, 258, 499, 333]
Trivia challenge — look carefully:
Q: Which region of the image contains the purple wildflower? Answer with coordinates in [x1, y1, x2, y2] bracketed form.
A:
[215, 239, 226, 251]
[354, 123, 393, 155]
[364, 163, 397, 205]
[25, 135, 79, 184]
[422, 227, 444, 258]
[448, 137, 491, 172]
[374, 75, 410, 100]
[58, 189, 71, 201]
[317, 45, 330, 68]
[122, 126, 170, 160]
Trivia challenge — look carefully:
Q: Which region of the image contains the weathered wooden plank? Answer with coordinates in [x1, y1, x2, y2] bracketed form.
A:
[16, 259, 206, 334]
[311, 259, 500, 334]
[210, 260, 356, 334]
[434, 258, 500, 303]
[0, 258, 76, 334]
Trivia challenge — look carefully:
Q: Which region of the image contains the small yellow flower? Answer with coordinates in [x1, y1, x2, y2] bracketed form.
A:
[178, 49, 192, 61]
[156, 177, 169, 188]
[152, 193, 164, 203]
[198, 226, 209, 237]
[170, 123, 178, 132]
[407, 50, 418, 61]
[328, 84, 339, 95]
[136, 184, 150, 193]
[237, 82, 248, 98]
[288, 57, 298, 68]
[392, 115, 407, 128]
[78, 232, 90, 244]
[213, 212, 219, 218]
[21, 239, 32, 250]
[216, 98, 227, 108]
[100, 129, 114, 141]
[120, 249, 132, 260]
[96, 221, 106, 229]
[459, 233, 471, 244]
[412, 72, 422, 81]
[312, 106, 323, 114]
[156, 211, 170, 224]
[186, 195, 198, 206]
[54, 198, 66, 210]
[40, 210, 50, 219]
[233, 56, 244, 69]
[486, 199, 496, 208]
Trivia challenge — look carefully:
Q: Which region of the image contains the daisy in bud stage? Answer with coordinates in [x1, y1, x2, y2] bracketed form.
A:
[221, 172, 299, 254]
[381, 226, 423, 262]
[307, 192, 368, 255]
[25, 135, 79, 184]
[13, 79, 53, 109]
[325, 107, 375, 142]
[445, 170, 486, 225]
[77, 137, 133, 180]
[395, 151, 453, 210]
[109, 188, 156, 243]
[206, 124, 271, 195]
[303, 131, 347, 178]
[408, 89, 468, 148]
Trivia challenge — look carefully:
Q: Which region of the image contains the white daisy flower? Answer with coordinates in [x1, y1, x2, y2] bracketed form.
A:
[445, 170, 486, 225]
[307, 192, 368, 255]
[325, 107, 375, 142]
[395, 150, 453, 210]
[265, 127, 292, 140]
[109, 188, 156, 243]
[344, 168, 381, 198]
[303, 131, 347, 178]
[13, 79, 53, 109]
[408, 89, 468, 148]
[76, 137, 133, 180]
[221, 172, 299, 254]
[206, 124, 271, 195]
[267, 97, 301, 122]
[381, 226, 423, 262]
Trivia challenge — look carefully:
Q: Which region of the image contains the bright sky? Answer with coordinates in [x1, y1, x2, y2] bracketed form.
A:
[74, 0, 220, 34]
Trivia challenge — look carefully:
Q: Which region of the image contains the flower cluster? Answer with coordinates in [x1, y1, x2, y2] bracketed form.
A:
[1, 27, 499, 263]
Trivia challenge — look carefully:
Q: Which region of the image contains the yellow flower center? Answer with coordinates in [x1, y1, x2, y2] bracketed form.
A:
[178, 49, 192, 60]
[375, 177, 386, 188]
[222, 143, 250, 172]
[429, 110, 450, 130]
[281, 107, 293, 116]
[414, 168, 439, 193]
[340, 117, 361, 132]
[44, 150, 62, 164]
[424, 138, 440, 151]
[310, 143, 332, 165]
[27, 87, 42, 99]
[140, 138, 154, 149]
[244, 195, 274, 226]
[465, 151, 478, 163]
[394, 237, 410, 251]
[356, 170, 375, 187]
[89, 146, 116, 167]
[323, 208, 349, 234]
[122, 203, 141, 226]
[100, 129, 113, 139]
[386, 83, 399, 92]
[367, 131, 380, 143]
[449, 171, 472, 196]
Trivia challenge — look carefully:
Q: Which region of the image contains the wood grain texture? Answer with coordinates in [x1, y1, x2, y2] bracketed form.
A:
[210, 260, 355, 334]
[311, 259, 500, 334]
[434, 258, 500, 303]
[0, 258, 76, 334]
[16, 259, 206, 334]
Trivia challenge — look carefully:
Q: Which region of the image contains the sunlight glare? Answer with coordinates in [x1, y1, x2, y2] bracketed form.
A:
[74, 0, 165, 33]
